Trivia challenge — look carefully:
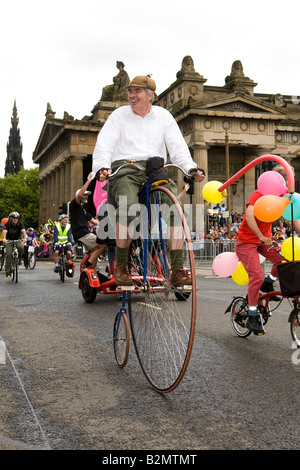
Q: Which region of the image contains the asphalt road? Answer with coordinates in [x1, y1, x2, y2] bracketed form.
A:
[0, 260, 299, 451]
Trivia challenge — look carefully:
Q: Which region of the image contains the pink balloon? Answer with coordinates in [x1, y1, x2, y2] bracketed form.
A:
[212, 252, 239, 277]
[257, 171, 288, 196]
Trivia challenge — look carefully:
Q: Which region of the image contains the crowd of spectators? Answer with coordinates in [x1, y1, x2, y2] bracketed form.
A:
[203, 203, 295, 243]
[204, 206, 244, 241]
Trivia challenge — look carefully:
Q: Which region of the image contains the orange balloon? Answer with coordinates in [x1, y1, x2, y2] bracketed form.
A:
[254, 195, 290, 223]
[1, 218, 8, 226]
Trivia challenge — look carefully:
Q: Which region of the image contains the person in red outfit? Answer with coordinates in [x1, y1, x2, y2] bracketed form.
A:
[235, 165, 300, 334]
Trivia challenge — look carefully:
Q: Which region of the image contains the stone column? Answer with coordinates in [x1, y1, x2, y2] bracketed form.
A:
[65, 159, 71, 203]
[54, 167, 60, 219]
[38, 177, 45, 226]
[70, 156, 84, 200]
[190, 145, 208, 232]
[50, 171, 56, 222]
[59, 163, 66, 204]
[45, 175, 51, 223]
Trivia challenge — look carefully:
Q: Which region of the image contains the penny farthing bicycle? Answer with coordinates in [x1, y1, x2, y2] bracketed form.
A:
[109, 160, 198, 393]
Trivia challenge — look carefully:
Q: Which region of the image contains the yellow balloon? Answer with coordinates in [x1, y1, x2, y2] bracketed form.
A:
[254, 195, 290, 223]
[231, 262, 249, 285]
[202, 181, 227, 204]
[281, 236, 300, 261]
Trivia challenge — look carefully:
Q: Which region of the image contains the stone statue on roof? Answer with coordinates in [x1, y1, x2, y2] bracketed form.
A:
[176, 55, 202, 79]
[101, 61, 130, 102]
[225, 60, 257, 94]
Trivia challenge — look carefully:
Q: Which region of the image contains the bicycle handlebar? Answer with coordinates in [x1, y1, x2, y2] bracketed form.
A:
[108, 160, 194, 179]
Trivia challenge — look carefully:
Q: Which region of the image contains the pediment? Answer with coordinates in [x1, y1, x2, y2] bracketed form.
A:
[193, 94, 287, 116]
[33, 120, 64, 159]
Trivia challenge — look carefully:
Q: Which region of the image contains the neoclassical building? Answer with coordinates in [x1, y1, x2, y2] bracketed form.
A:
[33, 57, 300, 228]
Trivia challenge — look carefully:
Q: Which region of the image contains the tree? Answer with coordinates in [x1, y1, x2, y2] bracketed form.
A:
[0, 167, 40, 228]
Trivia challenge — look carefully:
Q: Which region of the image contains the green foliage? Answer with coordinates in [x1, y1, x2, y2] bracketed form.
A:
[0, 167, 40, 228]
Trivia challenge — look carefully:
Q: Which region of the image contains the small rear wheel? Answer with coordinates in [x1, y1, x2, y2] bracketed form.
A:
[81, 273, 97, 303]
[113, 310, 130, 368]
[290, 310, 300, 348]
[230, 297, 252, 338]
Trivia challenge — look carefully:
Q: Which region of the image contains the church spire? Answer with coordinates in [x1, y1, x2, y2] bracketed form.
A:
[5, 99, 23, 176]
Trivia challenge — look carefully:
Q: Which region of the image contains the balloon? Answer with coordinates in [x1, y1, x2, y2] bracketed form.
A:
[254, 195, 290, 223]
[282, 193, 300, 221]
[212, 252, 239, 277]
[231, 262, 249, 285]
[257, 171, 288, 196]
[202, 181, 227, 204]
[280, 236, 300, 261]
[1, 218, 8, 226]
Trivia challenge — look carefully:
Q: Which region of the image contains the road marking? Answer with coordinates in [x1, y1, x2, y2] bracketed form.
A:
[0, 340, 5, 365]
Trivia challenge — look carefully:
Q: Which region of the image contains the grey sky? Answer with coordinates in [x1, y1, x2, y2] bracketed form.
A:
[0, 0, 299, 176]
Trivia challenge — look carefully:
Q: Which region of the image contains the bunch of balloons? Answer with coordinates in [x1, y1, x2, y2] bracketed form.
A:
[201, 170, 300, 223]
[212, 251, 265, 285]
[208, 168, 300, 283]
[252, 171, 291, 222]
[212, 252, 249, 285]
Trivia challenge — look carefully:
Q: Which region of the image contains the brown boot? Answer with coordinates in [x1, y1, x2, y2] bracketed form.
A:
[171, 269, 192, 286]
[114, 264, 133, 286]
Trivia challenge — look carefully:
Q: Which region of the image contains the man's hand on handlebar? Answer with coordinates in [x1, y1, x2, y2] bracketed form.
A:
[95, 168, 112, 182]
[188, 168, 205, 183]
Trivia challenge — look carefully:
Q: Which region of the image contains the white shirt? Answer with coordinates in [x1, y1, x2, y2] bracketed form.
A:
[92, 105, 197, 174]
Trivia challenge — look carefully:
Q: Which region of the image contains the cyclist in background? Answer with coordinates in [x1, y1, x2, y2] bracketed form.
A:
[53, 214, 73, 273]
[23, 228, 37, 268]
[69, 174, 107, 270]
[3, 212, 26, 277]
[92, 75, 205, 286]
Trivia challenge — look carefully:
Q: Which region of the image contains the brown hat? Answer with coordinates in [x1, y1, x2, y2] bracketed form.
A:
[126, 75, 157, 100]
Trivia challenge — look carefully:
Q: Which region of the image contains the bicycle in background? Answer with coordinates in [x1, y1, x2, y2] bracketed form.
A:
[7, 239, 22, 283]
[24, 246, 36, 270]
[55, 242, 74, 282]
[225, 290, 300, 346]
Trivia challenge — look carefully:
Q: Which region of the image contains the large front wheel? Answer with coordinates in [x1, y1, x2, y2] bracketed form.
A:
[128, 186, 197, 393]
